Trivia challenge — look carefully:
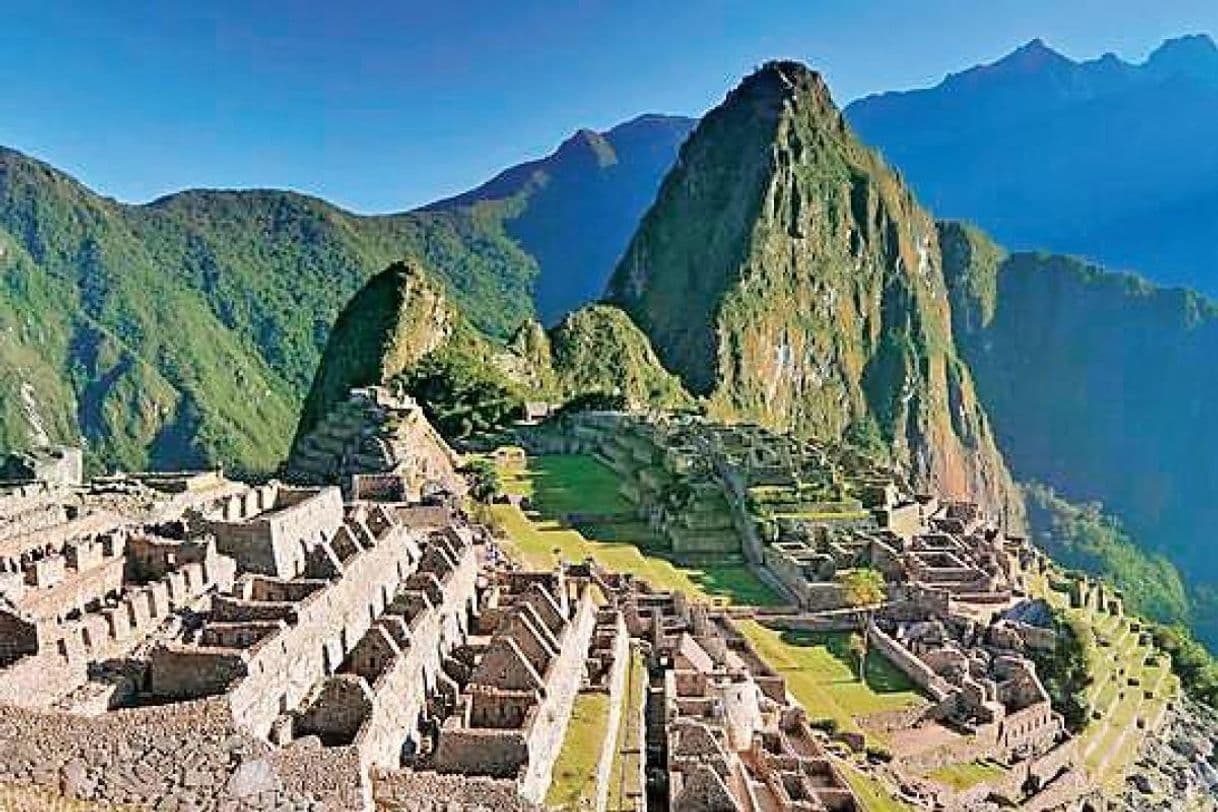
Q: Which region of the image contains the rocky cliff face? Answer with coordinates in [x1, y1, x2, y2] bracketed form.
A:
[608, 61, 1022, 523]
[941, 221, 1218, 641]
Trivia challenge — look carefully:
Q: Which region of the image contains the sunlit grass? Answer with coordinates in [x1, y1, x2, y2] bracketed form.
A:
[735, 620, 926, 740]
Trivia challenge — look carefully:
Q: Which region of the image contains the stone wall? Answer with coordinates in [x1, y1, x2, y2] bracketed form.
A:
[205, 485, 344, 578]
[867, 623, 952, 701]
[432, 585, 599, 803]
[150, 521, 419, 735]
[350, 529, 479, 769]
[372, 769, 544, 811]
[0, 696, 366, 810]
[593, 618, 630, 812]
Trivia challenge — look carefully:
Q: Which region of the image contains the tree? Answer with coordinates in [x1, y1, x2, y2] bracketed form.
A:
[838, 568, 886, 682]
[847, 632, 867, 681]
[839, 568, 886, 608]
[460, 458, 501, 503]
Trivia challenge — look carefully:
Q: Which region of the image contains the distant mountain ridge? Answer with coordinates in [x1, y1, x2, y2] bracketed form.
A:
[426, 114, 696, 323]
[846, 33, 1218, 295]
[0, 114, 692, 473]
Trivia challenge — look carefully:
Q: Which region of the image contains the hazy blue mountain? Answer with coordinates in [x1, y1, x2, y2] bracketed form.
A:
[426, 114, 696, 323]
[847, 35, 1218, 295]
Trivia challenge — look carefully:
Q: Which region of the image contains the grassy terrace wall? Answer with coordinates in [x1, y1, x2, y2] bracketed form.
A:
[491, 453, 783, 607]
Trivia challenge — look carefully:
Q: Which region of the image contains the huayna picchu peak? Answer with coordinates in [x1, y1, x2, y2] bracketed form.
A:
[608, 60, 1023, 526]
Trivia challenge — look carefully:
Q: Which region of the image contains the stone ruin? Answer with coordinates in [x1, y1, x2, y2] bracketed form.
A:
[287, 384, 466, 502]
[625, 592, 859, 811]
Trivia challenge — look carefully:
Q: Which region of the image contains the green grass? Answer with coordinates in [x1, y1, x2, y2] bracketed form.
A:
[837, 763, 914, 812]
[510, 453, 637, 515]
[494, 454, 783, 607]
[926, 759, 1006, 790]
[546, 692, 612, 809]
[607, 649, 646, 812]
[492, 505, 779, 606]
[736, 620, 926, 741]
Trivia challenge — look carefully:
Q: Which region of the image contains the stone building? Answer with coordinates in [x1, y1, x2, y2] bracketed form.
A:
[287, 385, 466, 501]
[431, 568, 600, 802]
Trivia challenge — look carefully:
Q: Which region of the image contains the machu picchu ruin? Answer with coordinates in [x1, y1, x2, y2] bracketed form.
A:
[4, 23, 1218, 812]
[1, 387, 1201, 811]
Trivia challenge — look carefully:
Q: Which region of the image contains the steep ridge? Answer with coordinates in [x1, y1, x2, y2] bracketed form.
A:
[292, 263, 689, 455]
[607, 61, 1022, 523]
[427, 114, 696, 323]
[941, 221, 1218, 641]
[0, 147, 537, 473]
[847, 35, 1218, 295]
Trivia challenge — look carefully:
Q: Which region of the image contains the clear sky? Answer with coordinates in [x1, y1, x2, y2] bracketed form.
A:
[4, 0, 1215, 212]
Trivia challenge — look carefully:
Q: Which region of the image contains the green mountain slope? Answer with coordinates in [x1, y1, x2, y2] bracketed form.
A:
[548, 304, 691, 408]
[0, 147, 538, 473]
[607, 61, 1022, 524]
[291, 263, 691, 453]
[942, 221, 1218, 642]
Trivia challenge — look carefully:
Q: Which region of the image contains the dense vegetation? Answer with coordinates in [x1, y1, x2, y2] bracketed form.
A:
[1150, 624, 1218, 707]
[0, 149, 538, 474]
[547, 305, 691, 409]
[1024, 484, 1191, 626]
[0, 113, 697, 473]
[606, 61, 1022, 525]
[400, 347, 524, 440]
[942, 221, 1218, 645]
[1029, 609, 1093, 733]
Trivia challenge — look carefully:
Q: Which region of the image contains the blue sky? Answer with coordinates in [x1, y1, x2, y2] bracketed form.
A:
[3, 0, 1215, 212]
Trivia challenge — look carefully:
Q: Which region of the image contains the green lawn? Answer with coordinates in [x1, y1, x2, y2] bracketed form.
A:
[505, 453, 636, 516]
[838, 763, 914, 812]
[736, 620, 926, 740]
[492, 505, 781, 606]
[492, 453, 783, 607]
[546, 692, 612, 809]
[927, 759, 1007, 790]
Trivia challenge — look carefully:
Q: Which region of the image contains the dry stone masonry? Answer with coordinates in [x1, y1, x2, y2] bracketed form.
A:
[0, 404, 1192, 811]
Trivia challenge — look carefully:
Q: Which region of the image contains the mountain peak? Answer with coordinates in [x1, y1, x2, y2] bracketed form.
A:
[727, 60, 841, 132]
[554, 127, 618, 168]
[990, 37, 1075, 75]
[1147, 33, 1218, 79]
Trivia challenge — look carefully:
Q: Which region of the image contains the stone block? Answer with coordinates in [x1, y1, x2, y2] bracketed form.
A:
[104, 607, 131, 641]
[126, 590, 153, 631]
[147, 582, 171, 618]
[182, 562, 205, 595]
[81, 614, 110, 650]
[166, 571, 187, 605]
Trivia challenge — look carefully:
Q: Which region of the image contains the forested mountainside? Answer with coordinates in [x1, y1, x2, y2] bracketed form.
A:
[942, 221, 1218, 642]
[0, 146, 545, 473]
[290, 260, 688, 459]
[847, 34, 1218, 296]
[426, 114, 695, 323]
[606, 61, 1022, 525]
[0, 113, 694, 475]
